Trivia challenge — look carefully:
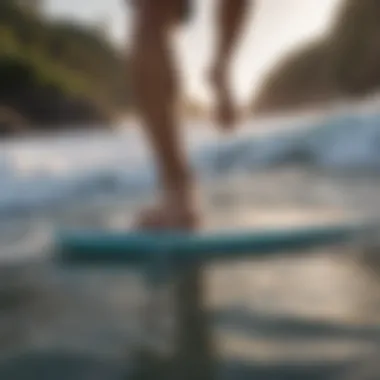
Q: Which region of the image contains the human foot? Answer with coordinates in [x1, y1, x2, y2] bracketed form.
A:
[136, 204, 198, 231]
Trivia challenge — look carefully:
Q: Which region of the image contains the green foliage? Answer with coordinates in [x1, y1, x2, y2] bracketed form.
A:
[0, 0, 129, 128]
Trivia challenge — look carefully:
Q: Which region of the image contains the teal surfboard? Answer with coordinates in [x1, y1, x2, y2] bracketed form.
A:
[56, 222, 366, 267]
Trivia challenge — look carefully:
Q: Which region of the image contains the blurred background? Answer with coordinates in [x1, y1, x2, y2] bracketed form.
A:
[2, 0, 380, 379]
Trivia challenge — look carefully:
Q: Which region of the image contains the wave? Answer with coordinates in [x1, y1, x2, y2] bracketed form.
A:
[1, 104, 380, 218]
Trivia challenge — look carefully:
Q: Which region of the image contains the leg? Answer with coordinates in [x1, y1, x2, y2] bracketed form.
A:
[131, 0, 197, 230]
[130, 4, 215, 380]
[209, 0, 249, 131]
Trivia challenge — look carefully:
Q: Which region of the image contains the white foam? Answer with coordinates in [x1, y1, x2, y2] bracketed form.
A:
[1, 99, 380, 218]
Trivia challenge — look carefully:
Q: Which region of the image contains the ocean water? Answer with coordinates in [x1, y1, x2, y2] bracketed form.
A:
[1, 101, 380, 379]
[2, 97, 380, 223]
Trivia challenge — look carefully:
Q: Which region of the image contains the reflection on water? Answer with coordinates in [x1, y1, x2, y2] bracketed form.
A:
[0, 169, 380, 379]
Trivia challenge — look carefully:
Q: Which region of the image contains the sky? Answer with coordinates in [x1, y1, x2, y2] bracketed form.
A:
[45, 0, 343, 104]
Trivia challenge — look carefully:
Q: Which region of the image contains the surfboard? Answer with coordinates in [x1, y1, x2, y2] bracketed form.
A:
[56, 222, 367, 267]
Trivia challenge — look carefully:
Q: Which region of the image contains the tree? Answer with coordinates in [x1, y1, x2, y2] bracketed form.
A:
[0, 0, 130, 131]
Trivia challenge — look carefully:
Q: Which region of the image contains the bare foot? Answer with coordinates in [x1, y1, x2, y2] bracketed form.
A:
[136, 205, 198, 231]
